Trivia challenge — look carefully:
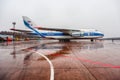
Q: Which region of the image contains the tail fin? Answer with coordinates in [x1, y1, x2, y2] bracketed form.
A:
[22, 16, 45, 38]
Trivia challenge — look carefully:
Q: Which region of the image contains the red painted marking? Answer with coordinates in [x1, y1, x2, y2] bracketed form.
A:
[25, 48, 120, 69]
[111, 66, 120, 68]
[62, 55, 120, 69]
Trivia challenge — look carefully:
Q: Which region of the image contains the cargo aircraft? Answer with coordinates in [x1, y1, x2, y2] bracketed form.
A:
[11, 16, 104, 42]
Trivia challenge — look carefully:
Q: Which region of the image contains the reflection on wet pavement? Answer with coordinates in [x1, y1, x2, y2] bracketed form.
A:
[0, 40, 120, 80]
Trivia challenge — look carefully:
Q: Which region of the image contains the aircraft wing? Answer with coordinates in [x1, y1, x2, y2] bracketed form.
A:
[35, 27, 81, 34]
[10, 28, 38, 35]
[10, 28, 32, 33]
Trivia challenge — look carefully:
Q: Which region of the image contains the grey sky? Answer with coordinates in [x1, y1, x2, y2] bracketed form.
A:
[0, 0, 120, 38]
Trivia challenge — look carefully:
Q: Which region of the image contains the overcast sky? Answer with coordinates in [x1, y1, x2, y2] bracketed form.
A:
[0, 0, 120, 38]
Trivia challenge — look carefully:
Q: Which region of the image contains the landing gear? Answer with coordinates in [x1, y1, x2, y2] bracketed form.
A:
[91, 39, 94, 42]
[59, 39, 70, 42]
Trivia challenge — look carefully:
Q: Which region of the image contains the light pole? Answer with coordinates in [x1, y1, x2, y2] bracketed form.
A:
[12, 22, 16, 41]
[12, 22, 16, 58]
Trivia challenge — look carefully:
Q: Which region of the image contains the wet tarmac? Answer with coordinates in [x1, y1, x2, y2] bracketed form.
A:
[0, 40, 120, 80]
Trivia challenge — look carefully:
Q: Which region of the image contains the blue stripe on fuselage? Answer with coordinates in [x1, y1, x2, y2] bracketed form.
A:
[31, 32, 104, 37]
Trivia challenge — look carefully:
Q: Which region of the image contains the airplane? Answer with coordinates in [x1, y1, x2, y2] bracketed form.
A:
[11, 16, 104, 42]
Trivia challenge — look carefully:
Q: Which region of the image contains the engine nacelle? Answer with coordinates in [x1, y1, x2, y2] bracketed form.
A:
[71, 32, 84, 37]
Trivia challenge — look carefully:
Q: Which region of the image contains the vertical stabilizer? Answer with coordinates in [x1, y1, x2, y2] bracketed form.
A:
[22, 16, 45, 38]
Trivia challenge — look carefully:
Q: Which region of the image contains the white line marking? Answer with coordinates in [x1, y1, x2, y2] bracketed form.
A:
[31, 50, 54, 80]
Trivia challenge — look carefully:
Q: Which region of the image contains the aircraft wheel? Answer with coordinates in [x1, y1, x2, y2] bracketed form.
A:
[59, 39, 70, 42]
[91, 39, 94, 42]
